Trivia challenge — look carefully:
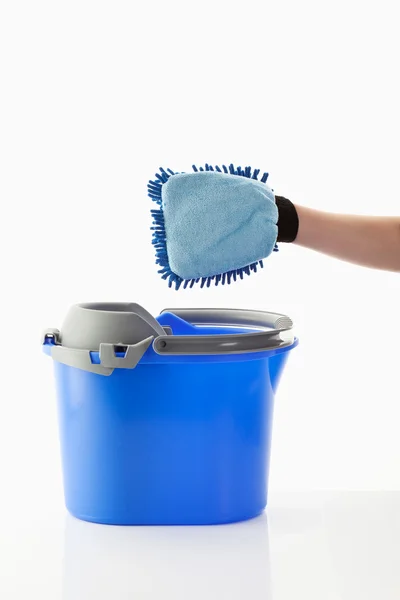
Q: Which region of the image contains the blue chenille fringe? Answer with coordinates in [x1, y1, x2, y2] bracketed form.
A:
[148, 164, 279, 290]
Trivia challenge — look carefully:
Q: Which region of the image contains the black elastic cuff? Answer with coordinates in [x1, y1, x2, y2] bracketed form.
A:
[275, 196, 299, 243]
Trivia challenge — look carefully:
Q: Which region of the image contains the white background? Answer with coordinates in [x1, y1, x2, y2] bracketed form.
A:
[2, 0, 399, 494]
[1, 0, 400, 494]
[1, 1, 399, 597]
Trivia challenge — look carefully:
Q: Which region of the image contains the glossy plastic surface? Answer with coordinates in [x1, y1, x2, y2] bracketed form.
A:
[51, 322, 296, 525]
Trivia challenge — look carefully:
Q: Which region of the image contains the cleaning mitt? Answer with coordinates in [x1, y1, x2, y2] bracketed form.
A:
[148, 164, 298, 289]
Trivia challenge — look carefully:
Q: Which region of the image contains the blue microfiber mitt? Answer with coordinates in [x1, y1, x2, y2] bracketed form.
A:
[148, 164, 295, 290]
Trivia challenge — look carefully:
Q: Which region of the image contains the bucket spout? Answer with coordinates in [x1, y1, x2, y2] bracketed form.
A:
[269, 352, 290, 394]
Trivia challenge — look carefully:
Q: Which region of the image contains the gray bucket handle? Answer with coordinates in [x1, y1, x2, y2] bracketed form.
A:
[153, 308, 294, 355]
[43, 308, 294, 375]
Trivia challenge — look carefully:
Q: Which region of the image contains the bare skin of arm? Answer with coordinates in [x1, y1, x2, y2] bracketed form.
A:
[293, 205, 400, 272]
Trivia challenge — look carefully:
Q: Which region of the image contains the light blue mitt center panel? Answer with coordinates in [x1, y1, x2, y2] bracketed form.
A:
[162, 171, 278, 279]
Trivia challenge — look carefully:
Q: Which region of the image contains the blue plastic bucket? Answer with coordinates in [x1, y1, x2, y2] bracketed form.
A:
[43, 304, 298, 525]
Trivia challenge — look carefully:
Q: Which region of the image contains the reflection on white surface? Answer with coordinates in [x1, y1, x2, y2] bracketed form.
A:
[2, 493, 400, 599]
[62, 513, 272, 600]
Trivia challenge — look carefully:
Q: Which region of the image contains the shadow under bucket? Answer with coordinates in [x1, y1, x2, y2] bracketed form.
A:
[43, 304, 298, 526]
